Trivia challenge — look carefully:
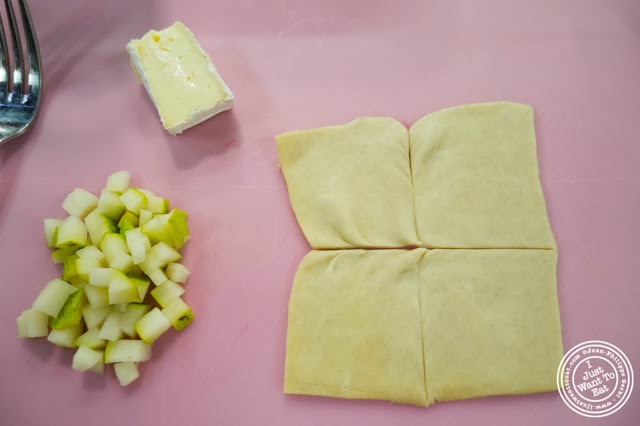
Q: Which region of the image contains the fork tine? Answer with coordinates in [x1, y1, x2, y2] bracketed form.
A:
[0, 12, 8, 100]
[0, 8, 9, 100]
[18, 0, 40, 105]
[4, 0, 23, 100]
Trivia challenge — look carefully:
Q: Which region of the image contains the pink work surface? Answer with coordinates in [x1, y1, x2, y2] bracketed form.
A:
[1, 1, 639, 425]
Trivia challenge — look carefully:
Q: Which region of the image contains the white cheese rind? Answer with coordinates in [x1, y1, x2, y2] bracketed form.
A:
[126, 22, 234, 135]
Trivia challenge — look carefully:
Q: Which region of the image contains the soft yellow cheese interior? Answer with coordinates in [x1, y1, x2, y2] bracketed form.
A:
[129, 22, 230, 129]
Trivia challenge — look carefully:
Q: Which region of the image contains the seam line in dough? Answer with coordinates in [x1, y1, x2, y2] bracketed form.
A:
[418, 247, 555, 250]
[308, 247, 555, 251]
[416, 249, 429, 404]
[285, 381, 377, 397]
[407, 126, 421, 246]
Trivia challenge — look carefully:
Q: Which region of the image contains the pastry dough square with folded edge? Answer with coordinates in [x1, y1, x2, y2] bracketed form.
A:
[276, 117, 420, 249]
[284, 249, 428, 406]
[409, 102, 556, 249]
[419, 249, 563, 404]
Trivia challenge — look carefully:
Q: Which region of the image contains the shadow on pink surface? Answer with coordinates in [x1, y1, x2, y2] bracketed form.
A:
[21, 337, 56, 362]
[164, 109, 243, 169]
[83, 367, 108, 391]
[157, 41, 277, 169]
[0, 116, 42, 227]
[32, 0, 158, 96]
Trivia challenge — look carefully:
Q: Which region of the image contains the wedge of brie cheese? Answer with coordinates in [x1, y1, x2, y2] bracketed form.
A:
[126, 22, 234, 135]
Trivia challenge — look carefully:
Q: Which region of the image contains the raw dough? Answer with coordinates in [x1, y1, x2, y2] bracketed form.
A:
[277, 103, 555, 249]
[284, 248, 563, 406]
[284, 249, 428, 406]
[276, 117, 419, 249]
[419, 249, 563, 404]
[410, 102, 556, 248]
[279, 102, 562, 407]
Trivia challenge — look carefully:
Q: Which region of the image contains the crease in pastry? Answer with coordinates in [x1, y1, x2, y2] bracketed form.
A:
[416, 248, 430, 405]
[407, 122, 421, 256]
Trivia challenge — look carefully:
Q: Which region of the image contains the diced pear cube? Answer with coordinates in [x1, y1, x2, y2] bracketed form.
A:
[125, 228, 150, 265]
[119, 220, 135, 235]
[72, 346, 104, 372]
[118, 211, 139, 236]
[44, 218, 64, 248]
[114, 362, 139, 386]
[151, 280, 185, 308]
[32, 279, 77, 317]
[84, 284, 109, 308]
[139, 262, 167, 286]
[51, 248, 70, 263]
[90, 355, 105, 374]
[99, 233, 129, 265]
[105, 171, 130, 194]
[56, 215, 87, 250]
[108, 270, 140, 304]
[75, 245, 106, 264]
[98, 311, 124, 341]
[62, 188, 99, 219]
[120, 188, 148, 215]
[150, 242, 182, 266]
[16, 308, 49, 338]
[47, 323, 83, 348]
[104, 340, 151, 363]
[96, 189, 126, 220]
[49, 288, 87, 330]
[135, 308, 171, 344]
[139, 189, 169, 214]
[120, 303, 151, 338]
[62, 254, 79, 282]
[140, 208, 188, 249]
[139, 209, 153, 227]
[148, 269, 167, 286]
[127, 274, 151, 301]
[162, 297, 194, 330]
[76, 256, 103, 281]
[166, 262, 190, 283]
[73, 328, 106, 349]
[82, 305, 112, 329]
[109, 252, 133, 272]
[149, 197, 169, 214]
[84, 211, 118, 247]
[89, 267, 112, 287]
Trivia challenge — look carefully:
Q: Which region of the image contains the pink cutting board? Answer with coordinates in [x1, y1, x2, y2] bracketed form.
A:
[1, 1, 639, 424]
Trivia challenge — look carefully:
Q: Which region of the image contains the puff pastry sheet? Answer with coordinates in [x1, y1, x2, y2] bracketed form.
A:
[419, 249, 563, 404]
[276, 118, 419, 249]
[277, 102, 554, 249]
[284, 249, 428, 406]
[410, 102, 556, 249]
[279, 102, 562, 407]
[284, 249, 563, 406]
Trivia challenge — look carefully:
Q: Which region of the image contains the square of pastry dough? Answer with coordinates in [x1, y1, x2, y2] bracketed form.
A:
[419, 249, 563, 404]
[284, 249, 428, 406]
[277, 117, 419, 249]
[410, 102, 556, 248]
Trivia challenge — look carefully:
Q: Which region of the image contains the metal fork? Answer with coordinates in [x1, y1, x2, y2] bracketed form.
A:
[0, 0, 41, 146]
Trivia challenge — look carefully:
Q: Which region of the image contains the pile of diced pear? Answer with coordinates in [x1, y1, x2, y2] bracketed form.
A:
[16, 171, 193, 386]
